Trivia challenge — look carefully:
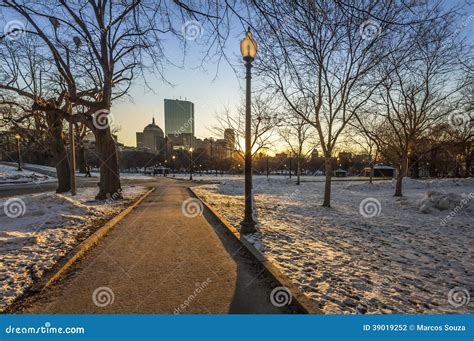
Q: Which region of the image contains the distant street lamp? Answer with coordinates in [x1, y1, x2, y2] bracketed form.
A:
[189, 147, 194, 180]
[15, 133, 22, 171]
[172, 155, 176, 177]
[240, 27, 257, 234]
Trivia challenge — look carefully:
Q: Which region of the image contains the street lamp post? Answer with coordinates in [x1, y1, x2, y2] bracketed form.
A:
[240, 27, 257, 234]
[189, 147, 194, 181]
[69, 109, 76, 196]
[15, 134, 22, 171]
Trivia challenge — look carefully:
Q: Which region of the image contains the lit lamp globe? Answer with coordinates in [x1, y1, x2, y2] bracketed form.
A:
[15, 133, 21, 140]
[240, 28, 257, 61]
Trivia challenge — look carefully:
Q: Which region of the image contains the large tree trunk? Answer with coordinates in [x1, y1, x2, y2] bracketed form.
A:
[76, 143, 87, 173]
[394, 154, 407, 197]
[46, 111, 71, 193]
[323, 157, 332, 207]
[411, 154, 420, 179]
[369, 164, 374, 184]
[94, 127, 122, 200]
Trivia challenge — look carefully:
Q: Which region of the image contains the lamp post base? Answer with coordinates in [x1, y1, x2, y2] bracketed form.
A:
[240, 219, 256, 234]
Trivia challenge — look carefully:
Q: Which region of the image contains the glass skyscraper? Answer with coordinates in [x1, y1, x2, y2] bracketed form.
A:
[164, 99, 195, 140]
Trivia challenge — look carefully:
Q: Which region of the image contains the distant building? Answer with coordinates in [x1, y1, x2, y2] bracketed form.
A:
[364, 164, 396, 178]
[275, 152, 288, 161]
[136, 117, 166, 153]
[0, 130, 16, 160]
[334, 168, 347, 177]
[164, 99, 194, 149]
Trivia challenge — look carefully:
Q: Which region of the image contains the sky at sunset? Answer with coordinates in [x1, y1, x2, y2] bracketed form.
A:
[112, 26, 245, 147]
[110, 2, 474, 149]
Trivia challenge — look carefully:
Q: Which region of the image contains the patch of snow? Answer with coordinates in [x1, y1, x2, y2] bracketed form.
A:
[419, 191, 474, 214]
[194, 176, 474, 314]
[0, 185, 148, 311]
[0, 165, 54, 185]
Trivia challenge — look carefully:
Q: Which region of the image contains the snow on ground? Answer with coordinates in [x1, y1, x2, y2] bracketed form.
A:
[173, 173, 374, 182]
[0, 164, 54, 185]
[0, 185, 148, 311]
[194, 177, 474, 314]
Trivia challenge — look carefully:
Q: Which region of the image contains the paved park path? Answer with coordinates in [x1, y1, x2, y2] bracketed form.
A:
[18, 178, 294, 313]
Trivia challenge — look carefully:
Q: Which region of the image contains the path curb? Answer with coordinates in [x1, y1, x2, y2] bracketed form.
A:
[31, 187, 156, 292]
[189, 187, 322, 314]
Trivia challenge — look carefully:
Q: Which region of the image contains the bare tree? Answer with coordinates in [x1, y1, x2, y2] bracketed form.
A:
[345, 123, 379, 184]
[0, 35, 72, 192]
[359, 10, 465, 196]
[1, 0, 232, 199]
[250, 1, 418, 207]
[279, 105, 315, 185]
[214, 92, 280, 160]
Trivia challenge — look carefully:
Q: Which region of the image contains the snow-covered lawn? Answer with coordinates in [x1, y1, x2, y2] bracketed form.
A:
[0, 164, 54, 185]
[174, 173, 376, 182]
[0, 185, 149, 311]
[194, 177, 474, 314]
